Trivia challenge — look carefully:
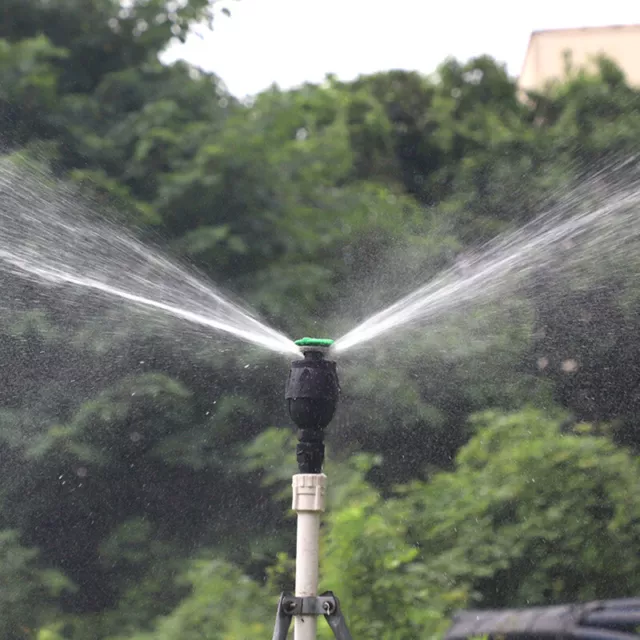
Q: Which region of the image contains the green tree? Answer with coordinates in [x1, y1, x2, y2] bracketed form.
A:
[0, 530, 72, 639]
[320, 410, 640, 637]
[414, 409, 640, 607]
[4, 0, 640, 634]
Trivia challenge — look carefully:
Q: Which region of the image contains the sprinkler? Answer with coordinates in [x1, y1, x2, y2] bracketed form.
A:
[272, 338, 352, 640]
[286, 338, 339, 474]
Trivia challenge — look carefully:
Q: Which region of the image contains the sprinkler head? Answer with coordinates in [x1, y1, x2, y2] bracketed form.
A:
[287, 338, 338, 428]
[294, 337, 335, 350]
[286, 338, 339, 473]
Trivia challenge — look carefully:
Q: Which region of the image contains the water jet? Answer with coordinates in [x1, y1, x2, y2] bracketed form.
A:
[0, 158, 300, 357]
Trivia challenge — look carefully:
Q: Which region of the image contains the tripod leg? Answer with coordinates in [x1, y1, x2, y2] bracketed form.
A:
[321, 591, 353, 640]
[272, 593, 293, 640]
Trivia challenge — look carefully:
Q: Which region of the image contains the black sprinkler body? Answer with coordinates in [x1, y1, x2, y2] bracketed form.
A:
[286, 338, 339, 473]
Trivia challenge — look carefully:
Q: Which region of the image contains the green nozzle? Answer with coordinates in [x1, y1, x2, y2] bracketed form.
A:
[295, 337, 334, 348]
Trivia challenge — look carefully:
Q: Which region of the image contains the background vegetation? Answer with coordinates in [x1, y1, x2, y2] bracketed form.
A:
[1, 1, 640, 638]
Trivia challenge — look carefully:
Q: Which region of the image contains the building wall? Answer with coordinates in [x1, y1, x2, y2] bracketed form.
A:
[519, 25, 640, 92]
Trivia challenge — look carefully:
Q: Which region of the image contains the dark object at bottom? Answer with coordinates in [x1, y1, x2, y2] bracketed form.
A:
[445, 597, 640, 640]
[272, 591, 353, 640]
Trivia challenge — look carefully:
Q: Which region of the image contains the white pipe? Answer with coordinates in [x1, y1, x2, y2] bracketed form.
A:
[292, 473, 327, 640]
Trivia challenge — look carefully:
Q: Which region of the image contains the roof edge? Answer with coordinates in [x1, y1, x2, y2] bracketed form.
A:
[531, 23, 640, 37]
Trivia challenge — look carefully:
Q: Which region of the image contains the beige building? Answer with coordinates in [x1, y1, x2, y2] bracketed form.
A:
[519, 24, 640, 92]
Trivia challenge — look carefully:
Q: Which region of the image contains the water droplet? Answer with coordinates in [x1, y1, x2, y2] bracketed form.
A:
[561, 359, 579, 373]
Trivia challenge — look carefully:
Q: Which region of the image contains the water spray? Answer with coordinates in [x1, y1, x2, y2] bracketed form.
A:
[272, 338, 353, 640]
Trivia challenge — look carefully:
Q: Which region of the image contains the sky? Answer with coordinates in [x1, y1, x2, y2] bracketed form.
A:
[162, 0, 640, 98]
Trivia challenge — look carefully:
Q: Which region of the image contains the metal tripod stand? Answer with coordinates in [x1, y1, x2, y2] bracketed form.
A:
[271, 342, 353, 639]
[272, 590, 353, 639]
